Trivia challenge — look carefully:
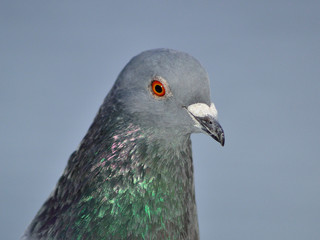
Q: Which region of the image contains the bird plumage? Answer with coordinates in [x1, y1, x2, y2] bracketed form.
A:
[24, 49, 224, 240]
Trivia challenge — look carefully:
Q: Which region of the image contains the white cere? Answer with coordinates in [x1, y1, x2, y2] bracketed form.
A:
[187, 103, 218, 119]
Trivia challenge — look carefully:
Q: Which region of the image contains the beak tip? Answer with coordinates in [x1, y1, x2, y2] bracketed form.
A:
[209, 132, 225, 147]
[220, 133, 225, 147]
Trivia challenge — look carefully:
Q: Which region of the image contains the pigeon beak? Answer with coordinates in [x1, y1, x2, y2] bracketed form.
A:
[196, 116, 225, 146]
[186, 103, 225, 146]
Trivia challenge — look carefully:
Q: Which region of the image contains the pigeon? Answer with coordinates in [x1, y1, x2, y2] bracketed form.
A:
[23, 49, 224, 240]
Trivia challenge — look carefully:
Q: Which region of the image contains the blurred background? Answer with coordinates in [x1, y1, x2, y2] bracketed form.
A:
[1, 1, 319, 239]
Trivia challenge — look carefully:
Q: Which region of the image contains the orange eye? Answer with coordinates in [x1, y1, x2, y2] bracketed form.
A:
[151, 80, 166, 97]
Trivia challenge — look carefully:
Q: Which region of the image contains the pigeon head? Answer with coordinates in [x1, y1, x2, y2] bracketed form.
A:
[108, 49, 224, 146]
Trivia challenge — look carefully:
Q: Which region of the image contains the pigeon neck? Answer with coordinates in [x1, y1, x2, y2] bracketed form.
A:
[27, 109, 199, 239]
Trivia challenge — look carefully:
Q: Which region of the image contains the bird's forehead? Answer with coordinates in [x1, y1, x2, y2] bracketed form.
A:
[139, 49, 207, 79]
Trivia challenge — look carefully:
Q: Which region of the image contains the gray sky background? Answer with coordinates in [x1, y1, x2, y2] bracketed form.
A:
[1, 1, 319, 240]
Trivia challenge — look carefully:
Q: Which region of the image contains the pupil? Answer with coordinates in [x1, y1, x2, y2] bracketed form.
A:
[155, 85, 162, 93]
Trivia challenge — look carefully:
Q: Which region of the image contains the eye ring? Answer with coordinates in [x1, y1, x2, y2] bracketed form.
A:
[151, 80, 166, 97]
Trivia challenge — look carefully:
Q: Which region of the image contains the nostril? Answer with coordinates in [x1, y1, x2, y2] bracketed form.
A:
[203, 116, 212, 125]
